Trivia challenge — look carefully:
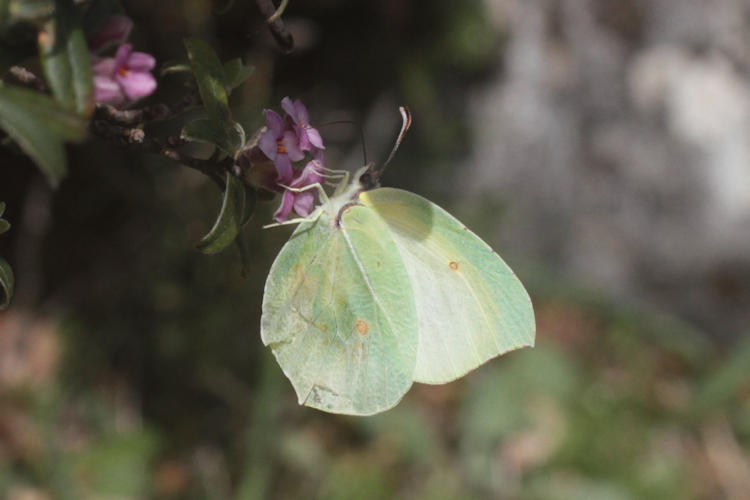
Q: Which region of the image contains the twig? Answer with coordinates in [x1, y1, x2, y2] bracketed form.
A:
[90, 119, 230, 178]
[93, 97, 197, 127]
[255, 0, 294, 53]
[94, 105, 146, 125]
[7, 66, 46, 92]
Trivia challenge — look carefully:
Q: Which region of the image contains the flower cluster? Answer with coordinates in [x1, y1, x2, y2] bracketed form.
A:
[258, 97, 326, 222]
[88, 16, 157, 107]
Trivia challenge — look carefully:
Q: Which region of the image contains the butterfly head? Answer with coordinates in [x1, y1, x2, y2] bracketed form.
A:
[357, 162, 381, 191]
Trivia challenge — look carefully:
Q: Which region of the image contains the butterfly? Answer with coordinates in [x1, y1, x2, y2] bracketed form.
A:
[261, 108, 535, 415]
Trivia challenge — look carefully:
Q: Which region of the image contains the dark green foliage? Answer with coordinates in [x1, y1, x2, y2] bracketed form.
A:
[196, 172, 248, 255]
[0, 85, 87, 186]
[38, 0, 93, 115]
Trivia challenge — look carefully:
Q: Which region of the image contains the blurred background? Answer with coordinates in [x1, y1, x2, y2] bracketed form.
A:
[2, 0, 750, 498]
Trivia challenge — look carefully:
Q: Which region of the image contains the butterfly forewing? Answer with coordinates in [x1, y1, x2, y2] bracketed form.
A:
[359, 188, 535, 384]
[261, 207, 418, 415]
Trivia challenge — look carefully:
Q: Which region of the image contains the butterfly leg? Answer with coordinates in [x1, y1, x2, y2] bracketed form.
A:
[320, 169, 348, 188]
[262, 209, 323, 229]
[277, 182, 330, 205]
[319, 166, 350, 176]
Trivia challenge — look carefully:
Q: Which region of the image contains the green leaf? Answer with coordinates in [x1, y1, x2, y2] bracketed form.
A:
[0, 201, 5, 217]
[184, 38, 230, 126]
[181, 118, 244, 157]
[0, 219, 9, 235]
[223, 58, 254, 91]
[0, 256, 14, 310]
[8, 0, 54, 22]
[38, 0, 94, 114]
[0, 84, 88, 186]
[197, 173, 246, 254]
[160, 61, 191, 76]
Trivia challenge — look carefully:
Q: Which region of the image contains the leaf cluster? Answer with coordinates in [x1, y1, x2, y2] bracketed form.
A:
[180, 37, 256, 269]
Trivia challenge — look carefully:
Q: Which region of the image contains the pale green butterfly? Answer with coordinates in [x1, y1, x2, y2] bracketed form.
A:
[261, 108, 535, 416]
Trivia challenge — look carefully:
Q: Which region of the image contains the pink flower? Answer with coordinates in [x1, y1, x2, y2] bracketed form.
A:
[258, 109, 304, 182]
[274, 154, 325, 222]
[281, 97, 324, 151]
[254, 97, 329, 222]
[93, 43, 156, 106]
[88, 15, 133, 53]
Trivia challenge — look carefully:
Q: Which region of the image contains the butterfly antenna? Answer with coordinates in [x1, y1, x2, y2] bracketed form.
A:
[360, 121, 368, 165]
[380, 106, 412, 174]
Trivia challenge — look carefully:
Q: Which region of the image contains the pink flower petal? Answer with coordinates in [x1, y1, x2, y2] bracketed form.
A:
[126, 51, 156, 71]
[258, 128, 278, 160]
[264, 109, 286, 137]
[273, 190, 295, 222]
[306, 127, 325, 149]
[114, 43, 133, 70]
[281, 96, 295, 118]
[273, 154, 293, 184]
[282, 130, 304, 162]
[294, 125, 311, 151]
[92, 57, 117, 77]
[93, 75, 124, 104]
[292, 99, 309, 124]
[116, 71, 156, 100]
[293, 191, 315, 217]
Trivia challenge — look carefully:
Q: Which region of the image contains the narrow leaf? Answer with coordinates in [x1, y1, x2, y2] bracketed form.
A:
[0, 256, 14, 310]
[0, 84, 88, 186]
[197, 173, 246, 254]
[184, 38, 230, 126]
[67, 27, 94, 114]
[223, 58, 254, 91]
[0, 201, 5, 217]
[38, 0, 93, 114]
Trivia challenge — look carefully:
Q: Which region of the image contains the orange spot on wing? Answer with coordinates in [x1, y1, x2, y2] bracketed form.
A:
[449, 261, 459, 271]
[355, 320, 369, 336]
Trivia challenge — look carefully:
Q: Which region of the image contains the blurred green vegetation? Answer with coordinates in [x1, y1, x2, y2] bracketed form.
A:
[3, 289, 750, 499]
[1, 0, 749, 499]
